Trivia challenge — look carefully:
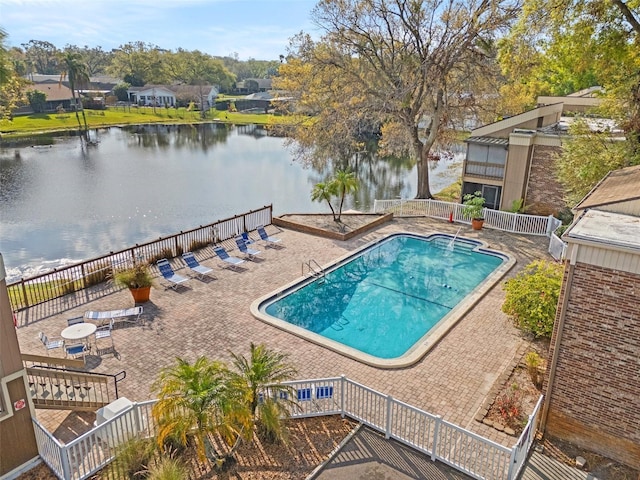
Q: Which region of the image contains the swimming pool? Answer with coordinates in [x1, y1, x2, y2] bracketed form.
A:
[251, 232, 514, 368]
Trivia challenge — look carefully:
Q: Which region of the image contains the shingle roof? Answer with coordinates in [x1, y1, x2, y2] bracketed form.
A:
[25, 83, 73, 101]
[574, 164, 640, 211]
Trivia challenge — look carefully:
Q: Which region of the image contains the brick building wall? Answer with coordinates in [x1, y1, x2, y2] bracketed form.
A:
[524, 145, 566, 216]
[545, 262, 640, 468]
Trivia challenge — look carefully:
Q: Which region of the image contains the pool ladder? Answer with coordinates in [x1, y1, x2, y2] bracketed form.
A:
[302, 259, 325, 282]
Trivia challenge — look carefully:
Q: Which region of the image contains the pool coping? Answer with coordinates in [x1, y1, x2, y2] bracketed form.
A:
[250, 231, 516, 369]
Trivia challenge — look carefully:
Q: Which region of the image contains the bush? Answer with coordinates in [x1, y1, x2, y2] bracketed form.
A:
[145, 456, 187, 480]
[495, 384, 523, 428]
[502, 260, 563, 338]
[109, 436, 156, 479]
[524, 351, 544, 390]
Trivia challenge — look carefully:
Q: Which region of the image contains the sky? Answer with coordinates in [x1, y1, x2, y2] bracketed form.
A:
[0, 0, 320, 60]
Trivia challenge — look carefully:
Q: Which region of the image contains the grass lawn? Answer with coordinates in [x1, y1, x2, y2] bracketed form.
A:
[0, 106, 293, 138]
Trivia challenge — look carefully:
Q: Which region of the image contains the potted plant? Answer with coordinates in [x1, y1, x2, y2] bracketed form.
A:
[112, 262, 154, 303]
[462, 191, 486, 230]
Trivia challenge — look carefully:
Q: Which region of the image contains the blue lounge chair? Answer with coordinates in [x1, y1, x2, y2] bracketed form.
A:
[213, 246, 245, 271]
[157, 259, 189, 290]
[240, 232, 256, 245]
[181, 252, 214, 279]
[235, 236, 261, 260]
[257, 226, 282, 247]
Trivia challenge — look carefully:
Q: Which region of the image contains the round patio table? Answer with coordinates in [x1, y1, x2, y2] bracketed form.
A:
[61, 323, 97, 342]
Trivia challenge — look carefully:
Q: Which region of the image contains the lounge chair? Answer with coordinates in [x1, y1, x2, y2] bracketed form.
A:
[213, 246, 245, 271]
[240, 232, 256, 245]
[84, 307, 143, 326]
[181, 252, 214, 279]
[257, 226, 282, 247]
[157, 259, 189, 290]
[235, 236, 261, 260]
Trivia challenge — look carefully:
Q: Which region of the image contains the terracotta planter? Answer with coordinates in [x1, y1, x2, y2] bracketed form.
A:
[471, 218, 484, 230]
[129, 286, 151, 303]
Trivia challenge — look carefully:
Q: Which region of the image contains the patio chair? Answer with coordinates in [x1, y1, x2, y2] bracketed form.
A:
[213, 246, 245, 271]
[257, 226, 282, 247]
[65, 343, 88, 360]
[235, 236, 261, 260]
[157, 259, 189, 290]
[67, 316, 84, 326]
[38, 332, 64, 355]
[181, 252, 214, 279]
[94, 319, 115, 355]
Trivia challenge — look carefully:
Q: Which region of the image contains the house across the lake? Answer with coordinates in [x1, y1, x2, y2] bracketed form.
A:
[127, 85, 176, 107]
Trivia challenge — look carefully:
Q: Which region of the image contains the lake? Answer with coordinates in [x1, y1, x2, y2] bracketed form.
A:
[0, 123, 461, 281]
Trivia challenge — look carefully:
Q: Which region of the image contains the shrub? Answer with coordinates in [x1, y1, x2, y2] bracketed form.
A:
[502, 260, 563, 338]
[495, 385, 523, 428]
[525, 351, 544, 390]
[145, 456, 187, 480]
[109, 436, 156, 479]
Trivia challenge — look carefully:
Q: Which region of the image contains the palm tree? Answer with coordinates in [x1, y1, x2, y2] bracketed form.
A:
[151, 356, 251, 463]
[311, 181, 338, 221]
[332, 169, 359, 222]
[59, 51, 89, 131]
[229, 343, 298, 442]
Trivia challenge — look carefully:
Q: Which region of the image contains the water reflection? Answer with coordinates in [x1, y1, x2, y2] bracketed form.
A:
[0, 124, 461, 280]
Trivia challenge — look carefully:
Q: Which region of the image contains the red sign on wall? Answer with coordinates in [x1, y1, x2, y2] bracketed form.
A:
[13, 398, 26, 411]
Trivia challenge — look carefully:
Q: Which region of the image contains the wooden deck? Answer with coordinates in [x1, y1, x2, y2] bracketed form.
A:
[521, 451, 597, 480]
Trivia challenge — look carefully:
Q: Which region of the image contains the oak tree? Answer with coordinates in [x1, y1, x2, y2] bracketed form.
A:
[276, 0, 519, 198]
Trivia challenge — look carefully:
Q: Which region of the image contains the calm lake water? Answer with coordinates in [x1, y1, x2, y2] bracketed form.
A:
[0, 123, 461, 281]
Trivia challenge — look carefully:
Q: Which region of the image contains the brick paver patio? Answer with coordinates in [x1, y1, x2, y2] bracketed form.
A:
[15, 217, 551, 447]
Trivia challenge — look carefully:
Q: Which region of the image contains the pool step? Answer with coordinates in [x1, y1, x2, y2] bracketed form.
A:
[330, 316, 349, 330]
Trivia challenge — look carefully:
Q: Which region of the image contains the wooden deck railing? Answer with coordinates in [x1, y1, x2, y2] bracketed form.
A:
[7, 205, 273, 311]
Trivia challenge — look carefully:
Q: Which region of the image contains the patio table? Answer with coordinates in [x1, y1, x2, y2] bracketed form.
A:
[61, 322, 97, 343]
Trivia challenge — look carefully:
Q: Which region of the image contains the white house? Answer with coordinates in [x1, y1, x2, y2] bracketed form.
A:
[127, 86, 176, 107]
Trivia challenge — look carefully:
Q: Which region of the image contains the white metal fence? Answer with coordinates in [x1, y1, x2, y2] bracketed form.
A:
[33, 376, 542, 480]
[548, 232, 567, 261]
[373, 198, 562, 237]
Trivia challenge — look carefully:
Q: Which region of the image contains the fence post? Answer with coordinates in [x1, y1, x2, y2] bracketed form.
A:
[506, 445, 518, 479]
[546, 215, 554, 237]
[512, 212, 518, 233]
[431, 415, 442, 461]
[340, 375, 346, 418]
[133, 402, 142, 434]
[61, 444, 72, 480]
[20, 280, 29, 308]
[385, 394, 392, 439]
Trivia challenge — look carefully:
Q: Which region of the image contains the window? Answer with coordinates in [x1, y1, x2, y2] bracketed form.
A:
[465, 143, 507, 179]
[462, 182, 502, 210]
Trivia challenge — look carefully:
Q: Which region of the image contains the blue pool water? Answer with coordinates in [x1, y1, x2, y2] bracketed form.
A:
[261, 233, 506, 360]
